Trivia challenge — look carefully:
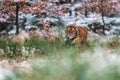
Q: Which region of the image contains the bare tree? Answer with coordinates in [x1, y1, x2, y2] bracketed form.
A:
[0, 0, 48, 35]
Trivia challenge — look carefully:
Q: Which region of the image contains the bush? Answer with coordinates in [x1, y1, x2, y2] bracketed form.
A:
[0, 38, 22, 58]
[24, 36, 74, 56]
[4, 56, 120, 80]
[5, 41, 22, 58]
[104, 38, 120, 49]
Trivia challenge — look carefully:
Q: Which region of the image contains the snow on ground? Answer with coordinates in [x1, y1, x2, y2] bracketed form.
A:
[63, 12, 120, 27]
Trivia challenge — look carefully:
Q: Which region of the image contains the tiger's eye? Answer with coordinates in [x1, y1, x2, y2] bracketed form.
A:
[67, 28, 70, 30]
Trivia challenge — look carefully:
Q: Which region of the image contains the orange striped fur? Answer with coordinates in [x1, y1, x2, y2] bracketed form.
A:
[66, 24, 88, 44]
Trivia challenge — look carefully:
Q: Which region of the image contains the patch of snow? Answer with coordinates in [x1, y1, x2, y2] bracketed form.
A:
[88, 13, 101, 18]
[25, 25, 37, 30]
[0, 18, 6, 22]
[74, 3, 82, 8]
[8, 29, 16, 35]
[44, 17, 58, 22]
[114, 18, 120, 23]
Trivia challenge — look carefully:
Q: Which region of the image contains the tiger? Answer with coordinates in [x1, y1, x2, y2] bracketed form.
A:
[65, 24, 88, 45]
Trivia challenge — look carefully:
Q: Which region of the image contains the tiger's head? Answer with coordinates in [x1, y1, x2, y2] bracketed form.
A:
[65, 24, 77, 40]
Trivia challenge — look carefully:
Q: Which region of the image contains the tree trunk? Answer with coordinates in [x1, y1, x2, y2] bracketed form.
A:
[16, 3, 19, 35]
[58, 17, 62, 37]
[84, 2, 88, 17]
[100, 0, 106, 26]
[91, 7, 95, 13]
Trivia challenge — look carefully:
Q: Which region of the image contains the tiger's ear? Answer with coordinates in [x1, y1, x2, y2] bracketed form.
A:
[67, 27, 71, 31]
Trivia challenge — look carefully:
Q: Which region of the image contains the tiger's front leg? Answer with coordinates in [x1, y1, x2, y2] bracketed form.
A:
[72, 37, 82, 44]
